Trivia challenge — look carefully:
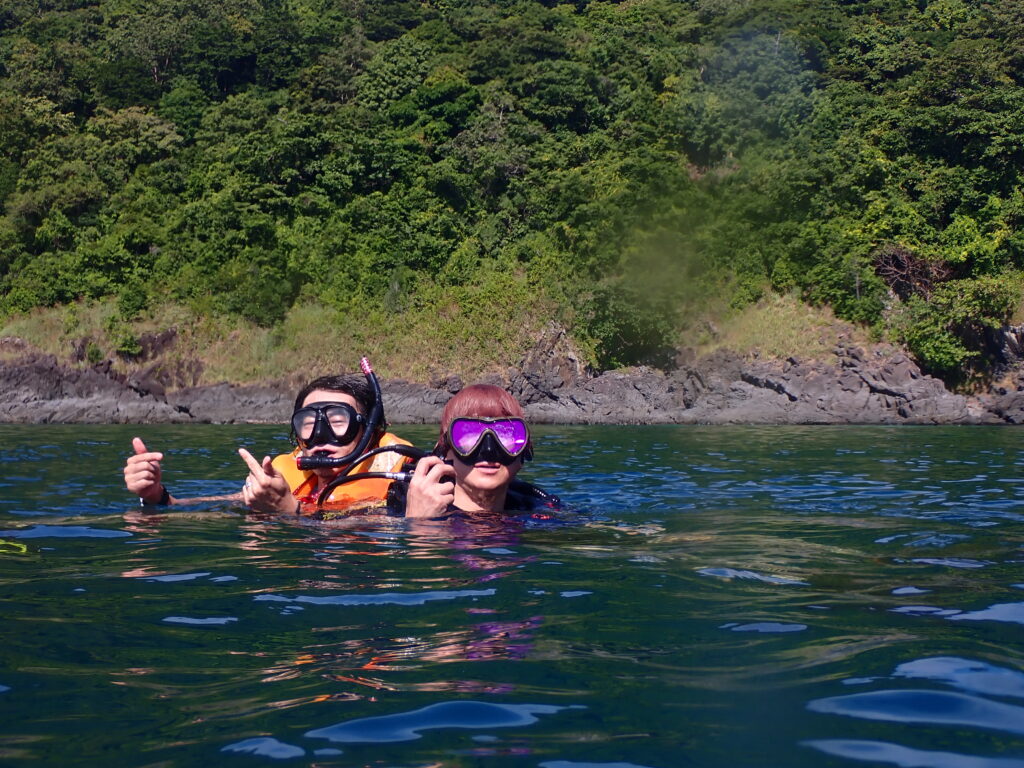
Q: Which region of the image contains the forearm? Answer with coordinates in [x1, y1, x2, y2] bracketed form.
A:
[166, 491, 245, 505]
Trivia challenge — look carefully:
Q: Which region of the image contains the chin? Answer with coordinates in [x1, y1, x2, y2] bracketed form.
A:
[469, 476, 506, 491]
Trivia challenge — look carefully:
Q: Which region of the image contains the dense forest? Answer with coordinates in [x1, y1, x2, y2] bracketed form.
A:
[2, 0, 1023, 384]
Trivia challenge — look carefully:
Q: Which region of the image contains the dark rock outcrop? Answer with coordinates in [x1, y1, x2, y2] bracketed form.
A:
[978, 363, 1024, 424]
[168, 382, 292, 424]
[380, 380, 454, 425]
[0, 332, 1014, 426]
[512, 341, 997, 425]
[0, 347, 190, 423]
[507, 321, 591, 405]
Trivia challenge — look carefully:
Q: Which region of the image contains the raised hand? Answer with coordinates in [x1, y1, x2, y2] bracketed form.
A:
[124, 437, 167, 504]
[238, 448, 299, 515]
[404, 455, 456, 518]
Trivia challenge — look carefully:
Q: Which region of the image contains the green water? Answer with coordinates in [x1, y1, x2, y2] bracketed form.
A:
[1, 424, 1023, 767]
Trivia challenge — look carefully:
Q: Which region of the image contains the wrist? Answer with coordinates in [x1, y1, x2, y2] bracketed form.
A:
[140, 485, 170, 506]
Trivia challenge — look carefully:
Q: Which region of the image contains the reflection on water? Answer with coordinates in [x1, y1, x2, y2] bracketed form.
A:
[805, 739, 1024, 768]
[1, 424, 1023, 766]
[305, 700, 577, 744]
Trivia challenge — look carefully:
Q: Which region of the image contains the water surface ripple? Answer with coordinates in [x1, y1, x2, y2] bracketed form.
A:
[1, 424, 1023, 767]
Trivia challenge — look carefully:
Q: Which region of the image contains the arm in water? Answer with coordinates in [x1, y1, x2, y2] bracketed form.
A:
[124, 437, 242, 506]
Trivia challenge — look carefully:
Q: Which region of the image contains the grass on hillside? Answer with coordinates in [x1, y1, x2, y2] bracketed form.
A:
[0, 272, 561, 386]
[689, 292, 873, 364]
[2, 287, 874, 388]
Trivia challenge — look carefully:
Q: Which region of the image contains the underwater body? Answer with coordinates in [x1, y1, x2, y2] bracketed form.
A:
[1, 423, 1023, 767]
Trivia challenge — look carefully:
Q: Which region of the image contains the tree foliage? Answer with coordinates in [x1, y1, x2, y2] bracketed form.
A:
[2, 0, 1024, 376]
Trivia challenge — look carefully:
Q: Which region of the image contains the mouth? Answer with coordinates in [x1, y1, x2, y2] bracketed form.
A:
[306, 446, 346, 460]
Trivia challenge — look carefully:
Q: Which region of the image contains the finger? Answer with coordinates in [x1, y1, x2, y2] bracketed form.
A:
[132, 437, 148, 455]
[127, 466, 156, 482]
[238, 448, 268, 480]
[429, 461, 456, 482]
[261, 456, 278, 477]
[125, 463, 156, 483]
[251, 475, 273, 494]
[251, 472, 284, 497]
[244, 473, 267, 495]
[414, 456, 435, 474]
[128, 451, 163, 466]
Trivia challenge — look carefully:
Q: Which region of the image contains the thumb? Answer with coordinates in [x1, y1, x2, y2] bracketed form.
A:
[132, 437, 148, 455]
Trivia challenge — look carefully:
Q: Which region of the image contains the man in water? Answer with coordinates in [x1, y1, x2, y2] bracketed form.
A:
[123, 371, 411, 515]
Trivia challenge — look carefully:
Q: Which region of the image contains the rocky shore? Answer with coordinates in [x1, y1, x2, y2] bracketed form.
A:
[2, 329, 1024, 426]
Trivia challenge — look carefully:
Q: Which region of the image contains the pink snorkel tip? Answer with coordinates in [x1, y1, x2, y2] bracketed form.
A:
[359, 356, 373, 375]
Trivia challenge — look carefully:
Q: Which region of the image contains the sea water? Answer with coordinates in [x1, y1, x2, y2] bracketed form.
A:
[0, 423, 1023, 767]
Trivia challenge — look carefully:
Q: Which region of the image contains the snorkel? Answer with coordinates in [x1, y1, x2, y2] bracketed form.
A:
[313, 443, 425, 506]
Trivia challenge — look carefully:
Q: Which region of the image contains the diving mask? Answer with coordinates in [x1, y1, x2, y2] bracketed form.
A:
[447, 417, 531, 465]
[292, 402, 365, 450]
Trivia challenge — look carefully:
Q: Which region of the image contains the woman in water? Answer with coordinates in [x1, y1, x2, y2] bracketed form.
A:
[402, 384, 556, 518]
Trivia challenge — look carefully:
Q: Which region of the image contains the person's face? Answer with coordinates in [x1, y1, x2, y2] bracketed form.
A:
[297, 389, 363, 477]
[448, 449, 522, 494]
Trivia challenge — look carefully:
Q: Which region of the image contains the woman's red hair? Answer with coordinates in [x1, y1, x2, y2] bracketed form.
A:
[436, 384, 526, 453]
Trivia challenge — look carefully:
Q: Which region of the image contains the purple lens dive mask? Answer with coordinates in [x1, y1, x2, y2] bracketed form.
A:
[447, 418, 530, 463]
[448, 418, 529, 456]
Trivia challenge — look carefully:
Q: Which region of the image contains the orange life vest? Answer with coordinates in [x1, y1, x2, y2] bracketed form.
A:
[271, 432, 412, 514]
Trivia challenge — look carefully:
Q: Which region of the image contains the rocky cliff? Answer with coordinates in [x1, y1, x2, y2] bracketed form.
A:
[3, 328, 1024, 426]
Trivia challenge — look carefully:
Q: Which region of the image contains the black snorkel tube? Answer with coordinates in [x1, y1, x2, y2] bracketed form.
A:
[313, 449, 426, 508]
[312, 443, 426, 498]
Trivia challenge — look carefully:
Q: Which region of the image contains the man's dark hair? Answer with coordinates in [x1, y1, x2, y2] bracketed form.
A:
[293, 374, 375, 415]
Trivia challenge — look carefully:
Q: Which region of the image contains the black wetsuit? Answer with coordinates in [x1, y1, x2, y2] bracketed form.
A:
[385, 475, 562, 517]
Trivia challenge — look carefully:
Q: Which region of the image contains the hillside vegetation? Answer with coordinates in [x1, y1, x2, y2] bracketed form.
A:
[2, 0, 1022, 386]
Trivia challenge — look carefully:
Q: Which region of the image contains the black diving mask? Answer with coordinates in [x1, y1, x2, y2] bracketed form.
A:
[291, 402, 365, 450]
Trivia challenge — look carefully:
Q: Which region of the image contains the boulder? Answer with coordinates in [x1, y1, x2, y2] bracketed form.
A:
[508, 321, 591, 405]
[168, 382, 291, 423]
[381, 380, 452, 424]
